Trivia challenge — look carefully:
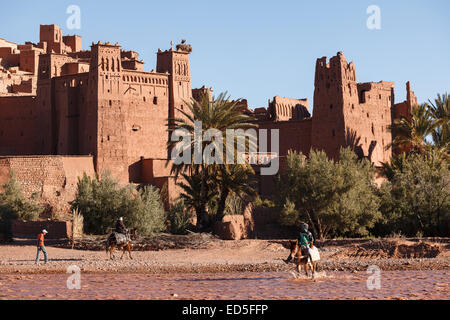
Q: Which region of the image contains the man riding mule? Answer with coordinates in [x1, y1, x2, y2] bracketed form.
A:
[284, 223, 320, 278]
[115, 217, 127, 234]
[106, 217, 137, 260]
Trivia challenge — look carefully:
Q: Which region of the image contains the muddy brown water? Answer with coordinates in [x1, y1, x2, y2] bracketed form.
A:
[0, 270, 448, 300]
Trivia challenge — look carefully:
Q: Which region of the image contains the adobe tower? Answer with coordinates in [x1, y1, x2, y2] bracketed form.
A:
[156, 42, 193, 121]
[312, 52, 394, 166]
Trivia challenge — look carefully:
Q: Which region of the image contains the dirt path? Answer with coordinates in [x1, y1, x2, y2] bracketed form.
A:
[1, 237, 449, 274]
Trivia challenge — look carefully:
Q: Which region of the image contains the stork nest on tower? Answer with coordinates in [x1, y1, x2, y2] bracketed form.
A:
[176, 39, 192, 53]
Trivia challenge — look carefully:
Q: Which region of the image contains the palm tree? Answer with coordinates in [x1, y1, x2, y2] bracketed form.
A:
[427, 93, 450, 156]
[214, 164, 257, 223]
[167, 92, 257, 230]
[381, 152, 407, 180]
[177, 173, 215, 229]
[387, 103, 436, 155]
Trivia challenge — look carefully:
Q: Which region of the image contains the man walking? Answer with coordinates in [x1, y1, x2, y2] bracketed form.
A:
[35, 229, 49, 264]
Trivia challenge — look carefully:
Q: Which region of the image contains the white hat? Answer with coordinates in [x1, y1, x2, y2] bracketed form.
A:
[42, 229, 48, 234]
[119, 217, 123, 221]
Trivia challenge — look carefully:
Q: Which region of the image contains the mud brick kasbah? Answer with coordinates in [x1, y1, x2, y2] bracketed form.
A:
[0, 24, 416, 203]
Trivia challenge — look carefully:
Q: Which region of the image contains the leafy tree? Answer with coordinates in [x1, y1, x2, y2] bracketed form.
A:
[130, 185, 167, 236]
[328, 149, 381, 236]
[70, 172, 166, 235]
[277, 148, 381, 239]
[378, 152, 450, 236]
[379, 93, 449, 236]
[0, 171, 42, 240]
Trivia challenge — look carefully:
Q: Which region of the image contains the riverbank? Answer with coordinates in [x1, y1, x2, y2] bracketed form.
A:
[0, 236, 449, 274]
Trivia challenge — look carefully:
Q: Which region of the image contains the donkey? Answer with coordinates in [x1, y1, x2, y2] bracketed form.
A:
[285, 240, 319, 278]
[106, 228, 137, 260]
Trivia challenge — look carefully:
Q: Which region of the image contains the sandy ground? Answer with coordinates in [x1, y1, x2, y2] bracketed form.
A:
[0, 236, 449, 274]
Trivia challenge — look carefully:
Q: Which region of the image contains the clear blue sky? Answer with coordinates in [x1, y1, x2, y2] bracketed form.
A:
[1, 0, 449, 109]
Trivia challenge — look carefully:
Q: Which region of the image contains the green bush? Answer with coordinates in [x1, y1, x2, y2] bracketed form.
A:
[0, 171, 42, 240]
[130, 185, 167, 236]
[70, 172, 166, 236]
[168, 199, 192, 235]
[276, 148, 381, 239]
[376, 152, 450, 237]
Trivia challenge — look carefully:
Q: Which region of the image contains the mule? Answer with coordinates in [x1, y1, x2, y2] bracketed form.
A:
[285, 240, 319, 278]
[106, 229, 137, 260]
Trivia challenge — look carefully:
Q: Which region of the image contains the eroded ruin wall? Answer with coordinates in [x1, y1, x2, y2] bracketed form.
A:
[0, 156, 95, 215]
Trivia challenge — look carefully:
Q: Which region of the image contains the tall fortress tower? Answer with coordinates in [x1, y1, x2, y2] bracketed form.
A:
[156, 42, 193, 121]
[312, 52, 395, 166]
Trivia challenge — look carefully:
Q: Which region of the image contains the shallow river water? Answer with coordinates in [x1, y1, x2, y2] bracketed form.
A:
[0, 270, 448, 300]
